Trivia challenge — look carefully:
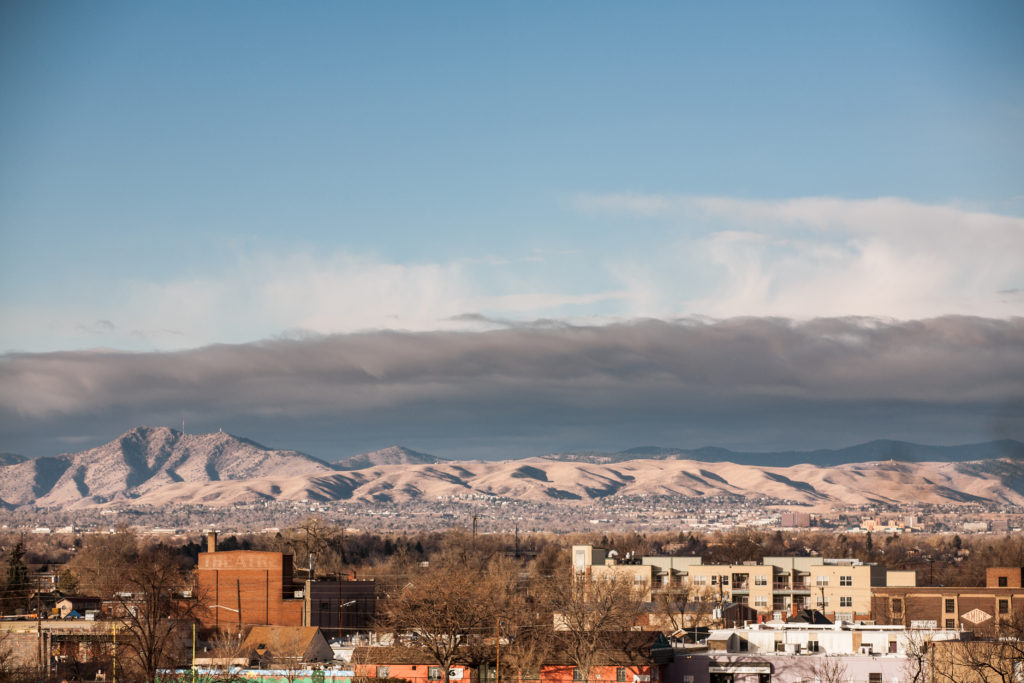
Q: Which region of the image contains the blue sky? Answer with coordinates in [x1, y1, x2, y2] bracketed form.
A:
[1, 2, 1022, 458]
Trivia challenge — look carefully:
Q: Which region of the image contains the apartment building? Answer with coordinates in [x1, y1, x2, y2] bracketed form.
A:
[572, 546, 902, 622]
[573, 545, 660, 600]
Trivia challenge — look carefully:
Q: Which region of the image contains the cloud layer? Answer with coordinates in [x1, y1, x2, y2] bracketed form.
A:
[3, 196, 1021, 353]
[2, 316, 1021, 460]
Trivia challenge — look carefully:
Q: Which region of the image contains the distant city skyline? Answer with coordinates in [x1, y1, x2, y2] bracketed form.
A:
[1, 2, 1022, 459]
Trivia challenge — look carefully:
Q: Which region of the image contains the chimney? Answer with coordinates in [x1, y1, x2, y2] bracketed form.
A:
[207, 531, 217, 553]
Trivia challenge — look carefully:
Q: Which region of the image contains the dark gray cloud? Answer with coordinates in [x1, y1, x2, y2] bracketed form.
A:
[1, 316, 1022, 461]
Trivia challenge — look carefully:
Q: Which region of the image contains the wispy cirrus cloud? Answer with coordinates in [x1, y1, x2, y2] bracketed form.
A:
[0, 251, 627, 352]
[580, 193, 1024, 321]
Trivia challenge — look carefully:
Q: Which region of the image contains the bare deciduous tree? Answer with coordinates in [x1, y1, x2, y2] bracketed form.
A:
[379, 558, 503, 683]
[650, 583, 715, 636]
[67, 527, 139, 598]
[810, 656, 849, 683]
[543, 571, 645, 683]
[114, 547, 201, 682]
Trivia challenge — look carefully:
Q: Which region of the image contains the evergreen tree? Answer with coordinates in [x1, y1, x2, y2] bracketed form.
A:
[5, 540, 29, 611]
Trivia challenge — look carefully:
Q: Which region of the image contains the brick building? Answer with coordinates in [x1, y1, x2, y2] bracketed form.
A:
[196, 533, 375, 636]
[871, 566, 1024, 631]
[197, 543, 304, 631]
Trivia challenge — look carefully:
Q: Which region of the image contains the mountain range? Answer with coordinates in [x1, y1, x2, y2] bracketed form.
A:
[1, 426, 1022, 509]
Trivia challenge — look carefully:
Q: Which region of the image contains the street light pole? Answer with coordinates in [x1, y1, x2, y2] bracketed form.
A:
[340, 600, 357, 641]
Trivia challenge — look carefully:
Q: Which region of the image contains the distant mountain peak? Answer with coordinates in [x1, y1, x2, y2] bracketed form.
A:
[543, 439, 1024, 467]
[0, 452, 27, 467]
[334, 446, 447, 470]
[0, 426, 333, 507]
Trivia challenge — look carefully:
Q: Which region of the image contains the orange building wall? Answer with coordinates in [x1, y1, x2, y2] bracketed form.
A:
[543, 665, 655, 683]
[986, 567, 1024, 588]
[355, 663, 475, 683]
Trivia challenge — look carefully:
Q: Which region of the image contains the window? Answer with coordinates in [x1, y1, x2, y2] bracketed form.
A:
[945, 599, 956, 613]
[840, 575, 852, 586]
[868, 674, 882, 683]
[616, 668, 626, 682]
[891, 598, 903, 614]
[693, 575, 707, 586]
[377, 667, 390, 679]
[807, 640, 819, 652]
[999, 599, 1010, 614]
[721, 576, 729, 586]
[815, 576, 829, 586]
[755, 596, 768, 607]
[774, 639, 785, 652]
[945, 619, 955, 629]
[999, 576, 1008, 587]
[758, 675, 771, 683]
[573, 669, 583, 681]
[755, 575, 768, 586]
[428, 668, 443, 681]
[711, 575, 718, 586]
[889, 640, 898, 653]
[840, 596, 853, 607]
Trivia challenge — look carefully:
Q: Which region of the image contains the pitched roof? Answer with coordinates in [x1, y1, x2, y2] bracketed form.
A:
[351, 646, 442, 666]
[241, 625, 323, 661]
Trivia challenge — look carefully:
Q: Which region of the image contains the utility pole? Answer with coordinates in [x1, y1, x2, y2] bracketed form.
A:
[236, 578, 243, 637]
[495, 618, 500, 683]
[35, 577, 42, 673]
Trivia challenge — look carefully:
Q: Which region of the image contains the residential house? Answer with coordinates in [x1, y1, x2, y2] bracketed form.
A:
[241, 625, 334, 669]
[56, 596, 103, 619]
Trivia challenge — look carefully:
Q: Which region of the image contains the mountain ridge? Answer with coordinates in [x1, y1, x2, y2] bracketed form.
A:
[3, 428, 1023, 510]
[333, 446, 448, 471]
[545, 439, 1024, 467]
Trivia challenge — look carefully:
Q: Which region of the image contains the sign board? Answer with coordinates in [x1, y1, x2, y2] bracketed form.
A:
[708, 666, 771, 674]
[961, 609, 992, 625]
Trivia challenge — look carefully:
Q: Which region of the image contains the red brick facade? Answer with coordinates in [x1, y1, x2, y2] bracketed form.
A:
[196, 550, 304, 631]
